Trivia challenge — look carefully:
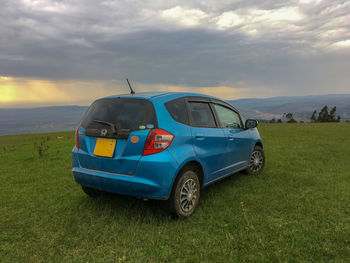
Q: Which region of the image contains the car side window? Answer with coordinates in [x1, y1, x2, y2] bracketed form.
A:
[188, 102, 216, 128]
[213, 103, 242, 129]
[165, 98, 189, 125]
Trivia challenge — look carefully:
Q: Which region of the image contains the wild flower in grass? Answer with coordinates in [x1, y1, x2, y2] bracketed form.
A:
[34, 141, 49, 157]
[118, 256, 127, 262]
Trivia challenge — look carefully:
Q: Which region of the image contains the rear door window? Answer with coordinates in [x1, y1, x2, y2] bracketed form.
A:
[165, 98, 189, 125]
[81, 98, 157, 137]
[188, 102, 216, 128]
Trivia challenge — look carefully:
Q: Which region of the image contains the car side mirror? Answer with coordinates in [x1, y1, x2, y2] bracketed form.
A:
[245, 119, 258, 129]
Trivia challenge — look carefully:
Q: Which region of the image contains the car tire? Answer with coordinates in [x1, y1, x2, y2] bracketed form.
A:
[169, 168, 200, 218]
[245, 145, 265, 175]
[81, 186, 102, 197]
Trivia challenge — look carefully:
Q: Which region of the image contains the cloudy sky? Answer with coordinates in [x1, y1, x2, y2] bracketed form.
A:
[1, 0, 349, 107]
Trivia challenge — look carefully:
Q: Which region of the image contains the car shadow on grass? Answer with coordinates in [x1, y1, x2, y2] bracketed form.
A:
[74, 171, 262, 222]
[75, 191, 173, 224]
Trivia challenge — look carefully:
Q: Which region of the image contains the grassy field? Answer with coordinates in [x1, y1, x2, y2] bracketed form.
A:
[1, 123, 350, 262]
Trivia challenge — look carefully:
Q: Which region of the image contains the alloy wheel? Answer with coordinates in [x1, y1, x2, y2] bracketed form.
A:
[249, 150, 264, 172]
[180, 179, 198, 212]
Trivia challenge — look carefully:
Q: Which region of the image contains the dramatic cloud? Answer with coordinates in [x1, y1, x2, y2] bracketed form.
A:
[161, 6, 208, 27]
[0, 0, 349, 105]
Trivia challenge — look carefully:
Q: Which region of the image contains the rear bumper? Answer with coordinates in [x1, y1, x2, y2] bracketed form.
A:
[72, 167, 164, 198]
[72, 148, 179, 199]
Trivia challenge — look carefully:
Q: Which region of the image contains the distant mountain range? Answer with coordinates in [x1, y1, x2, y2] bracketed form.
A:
[229, 94, 350, 122]
[0, 94, 349, 135]
[0, 106, 88, 136]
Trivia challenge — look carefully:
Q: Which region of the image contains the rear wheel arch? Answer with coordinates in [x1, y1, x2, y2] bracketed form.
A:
[170, 160, 204, 197]
[183, 161, 203, 187]
[168, 161, 203, 217]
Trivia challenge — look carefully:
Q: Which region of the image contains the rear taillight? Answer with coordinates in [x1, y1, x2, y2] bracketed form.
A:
[75, 126, 80, 149]
[142, 129, 174, 156]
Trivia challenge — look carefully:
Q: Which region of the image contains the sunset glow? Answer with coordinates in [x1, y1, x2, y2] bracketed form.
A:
[1, 76, 259, 107]
[0, 76, 68, 105]
[0, 76, 107, 106]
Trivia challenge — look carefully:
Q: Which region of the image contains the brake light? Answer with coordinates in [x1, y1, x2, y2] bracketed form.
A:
[75, 126, 80, 149]
[142, 129, 174, 156]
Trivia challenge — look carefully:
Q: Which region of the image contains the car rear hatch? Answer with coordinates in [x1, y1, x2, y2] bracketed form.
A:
[76, 98, 157, 175]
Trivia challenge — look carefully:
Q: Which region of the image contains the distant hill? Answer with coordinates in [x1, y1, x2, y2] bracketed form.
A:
[0, 94, 349, 135]
[228, 94, 350, 122]
[0, 106, 88, 135]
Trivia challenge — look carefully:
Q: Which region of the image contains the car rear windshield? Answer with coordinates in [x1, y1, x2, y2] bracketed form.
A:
[81, 98, 157, 131]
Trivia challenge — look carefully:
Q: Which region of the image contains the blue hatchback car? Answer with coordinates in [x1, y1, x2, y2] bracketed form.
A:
[72, 92, 264, 217]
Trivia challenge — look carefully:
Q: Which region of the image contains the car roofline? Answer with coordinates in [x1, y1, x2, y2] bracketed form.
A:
[93, 92, 242, 112]
[99, 92, 222, 103]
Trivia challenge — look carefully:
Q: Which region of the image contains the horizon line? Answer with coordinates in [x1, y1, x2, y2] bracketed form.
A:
[1, 92, 350, 109]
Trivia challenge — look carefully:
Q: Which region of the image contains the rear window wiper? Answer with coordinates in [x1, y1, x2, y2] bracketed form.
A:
[92, 120, 131, 134]
[93, 120, 119, 134]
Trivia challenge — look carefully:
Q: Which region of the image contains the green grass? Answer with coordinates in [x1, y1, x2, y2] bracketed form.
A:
[1, 123, 350, 262]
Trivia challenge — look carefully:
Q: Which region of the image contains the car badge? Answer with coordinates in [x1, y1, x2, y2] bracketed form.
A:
[100, 129, 108, 136]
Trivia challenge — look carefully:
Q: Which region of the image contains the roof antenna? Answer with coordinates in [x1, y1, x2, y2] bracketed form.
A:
[126, 78, 135, 94]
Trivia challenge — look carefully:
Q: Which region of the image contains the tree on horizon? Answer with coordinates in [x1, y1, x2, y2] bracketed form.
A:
[310, 106, 341, 122]
[311, 110, 317, 122]
[284, 113, 297, 123]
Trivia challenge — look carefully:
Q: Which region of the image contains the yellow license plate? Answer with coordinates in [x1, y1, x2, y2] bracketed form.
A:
[93, 138, 116, 157]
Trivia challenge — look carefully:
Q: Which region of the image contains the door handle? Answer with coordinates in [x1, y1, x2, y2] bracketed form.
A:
[228, 135, 235, 141]
[195, 134, 204, 140]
